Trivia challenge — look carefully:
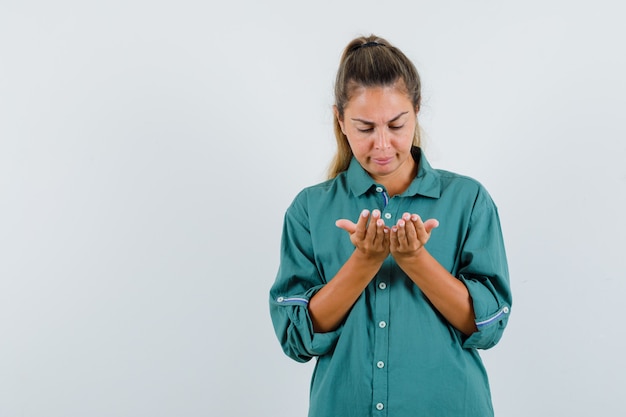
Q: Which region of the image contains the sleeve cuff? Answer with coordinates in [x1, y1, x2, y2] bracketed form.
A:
[272, 285, 342, 361]
[459, 274, 511, 349]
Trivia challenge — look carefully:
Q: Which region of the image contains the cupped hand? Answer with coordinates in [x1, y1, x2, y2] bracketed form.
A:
[390, 212, 439, 259]
[336, 209, 390, 261]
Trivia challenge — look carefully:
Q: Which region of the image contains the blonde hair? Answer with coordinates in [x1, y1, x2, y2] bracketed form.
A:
[328, 35, 422, 179]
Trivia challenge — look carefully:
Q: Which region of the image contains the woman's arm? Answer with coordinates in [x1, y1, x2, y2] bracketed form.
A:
[309, 209, 389, 333]
[390, 213, 478, 335]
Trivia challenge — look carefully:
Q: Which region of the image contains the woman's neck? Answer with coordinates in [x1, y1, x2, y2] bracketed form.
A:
[374, 156, 418, 197]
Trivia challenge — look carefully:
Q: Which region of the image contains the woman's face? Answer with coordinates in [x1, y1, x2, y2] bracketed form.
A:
[336, 83, 418, 185]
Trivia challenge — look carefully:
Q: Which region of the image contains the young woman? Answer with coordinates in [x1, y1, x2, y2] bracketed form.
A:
[269, 34, 512, 417]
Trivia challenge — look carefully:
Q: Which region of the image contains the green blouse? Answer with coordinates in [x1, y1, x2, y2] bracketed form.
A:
[269, 148, 512, 417]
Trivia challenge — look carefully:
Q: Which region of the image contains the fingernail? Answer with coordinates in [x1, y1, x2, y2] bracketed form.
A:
[376, 219, 384, 227]
[361, 209, 369, 217]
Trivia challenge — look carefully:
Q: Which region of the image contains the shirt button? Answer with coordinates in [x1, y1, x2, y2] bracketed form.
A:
[375, 186, 383, 193]
[377, 361, 385, 368]
[376, 403, 384, 410]
[276, 297, 284, 303]
[378, 282, 387, 290]
[378, 321, 387, 328]
[384, 213, 392, 220]
[503, 306, 510, 314]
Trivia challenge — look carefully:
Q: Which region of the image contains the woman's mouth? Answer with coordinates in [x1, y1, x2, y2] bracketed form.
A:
[372, 157, 393, 165]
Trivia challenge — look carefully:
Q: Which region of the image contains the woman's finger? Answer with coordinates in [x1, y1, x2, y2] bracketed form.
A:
[335, 219, 357, 233]
[353, 209, 370, 240]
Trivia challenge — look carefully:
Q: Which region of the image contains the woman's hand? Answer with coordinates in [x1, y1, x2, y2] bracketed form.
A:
[336, 209, 390, 262]
[390, 212, 439, 260]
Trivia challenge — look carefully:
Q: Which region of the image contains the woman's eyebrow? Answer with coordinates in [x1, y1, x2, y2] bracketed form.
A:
[350, 111, 409, 124]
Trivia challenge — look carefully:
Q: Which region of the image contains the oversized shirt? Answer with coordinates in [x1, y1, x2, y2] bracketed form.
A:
[269, 147, 512, 417]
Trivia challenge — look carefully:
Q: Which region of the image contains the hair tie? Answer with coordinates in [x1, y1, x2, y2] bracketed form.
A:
[350, 41, 382, 53]
[362, 41, 380, 48]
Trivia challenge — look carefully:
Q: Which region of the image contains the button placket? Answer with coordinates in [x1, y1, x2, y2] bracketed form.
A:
[381, 191, 400, 228]
[375, 185, 389, 210]
[372, 258, 391, 416]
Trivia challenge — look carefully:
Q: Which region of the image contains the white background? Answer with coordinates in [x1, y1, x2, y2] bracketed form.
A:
[1, 1, 625, 416]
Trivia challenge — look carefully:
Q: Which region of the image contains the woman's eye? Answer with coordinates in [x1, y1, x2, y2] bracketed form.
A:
[390, 125, 404, 130]
[357, 127, 374, 133]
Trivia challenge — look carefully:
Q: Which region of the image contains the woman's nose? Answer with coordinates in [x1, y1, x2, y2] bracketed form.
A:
[375, 130, 390, 149]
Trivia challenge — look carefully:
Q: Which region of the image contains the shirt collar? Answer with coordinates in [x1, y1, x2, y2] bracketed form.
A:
[346, 147, 442, 199]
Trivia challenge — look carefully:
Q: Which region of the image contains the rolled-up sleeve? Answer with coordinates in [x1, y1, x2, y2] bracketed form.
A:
[459, 190, 512, 350]
[269, 195, 342, 362]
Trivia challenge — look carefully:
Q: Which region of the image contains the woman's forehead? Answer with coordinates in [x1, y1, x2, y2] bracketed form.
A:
[345, 85, 415, 118]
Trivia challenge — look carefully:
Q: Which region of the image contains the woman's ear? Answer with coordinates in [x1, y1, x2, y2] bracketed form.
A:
[333, 105, 346, 135]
